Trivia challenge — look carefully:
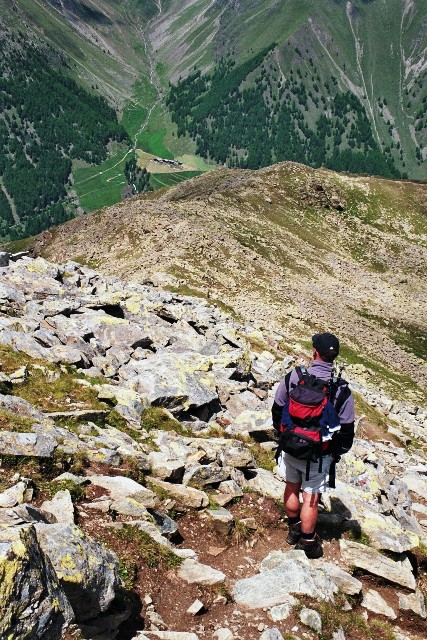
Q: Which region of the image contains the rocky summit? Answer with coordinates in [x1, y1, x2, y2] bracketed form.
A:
[0, 252, 426, 640]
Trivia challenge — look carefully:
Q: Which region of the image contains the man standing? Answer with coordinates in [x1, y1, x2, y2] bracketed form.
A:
[272, 333, 355, 558]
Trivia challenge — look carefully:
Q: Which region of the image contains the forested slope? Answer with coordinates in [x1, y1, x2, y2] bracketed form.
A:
[0, 31, 128, 240]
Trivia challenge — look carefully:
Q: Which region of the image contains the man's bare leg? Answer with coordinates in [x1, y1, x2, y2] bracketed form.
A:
[300, 491, 320, 533]
[284, 481, 301, 517]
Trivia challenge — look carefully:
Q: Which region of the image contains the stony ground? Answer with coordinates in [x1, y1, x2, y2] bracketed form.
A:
[0, 253, 426, 640]
[29, 162, 427, 395]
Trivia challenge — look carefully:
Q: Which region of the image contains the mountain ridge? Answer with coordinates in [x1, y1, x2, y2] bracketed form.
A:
[24, 161, 427, 398]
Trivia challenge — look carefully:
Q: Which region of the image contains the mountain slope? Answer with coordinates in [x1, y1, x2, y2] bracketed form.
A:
[30, 162, 427, 398]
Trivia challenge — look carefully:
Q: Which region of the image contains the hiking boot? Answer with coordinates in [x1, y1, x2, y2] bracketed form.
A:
[286, 521, 301, 545]
[295, 534, 323, 559]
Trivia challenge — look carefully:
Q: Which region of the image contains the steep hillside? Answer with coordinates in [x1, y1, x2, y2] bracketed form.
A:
[158, 0, 427, 178]
[29, 162, 427, 399]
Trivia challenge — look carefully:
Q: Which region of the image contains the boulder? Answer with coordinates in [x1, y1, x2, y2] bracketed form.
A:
[339, 539, 416, 590]
[233, 553, 337, 608]
[149, 451, 185, 482]
[147, 477, 209, 509]
[361, 589, 397, 619]
[40, 490, 75, 524]
[0, 481, 32, 508]
[300, 607, 322, 633]
[0, 504, 52, 530]
[0, 526, 73, 639]
[245, 468, 284, 501]
[34, 523, 119, 621]
[215, 480, 244, 507]
[259, 629, 284, 640]
[206, 508, 234, 536]
[398, 589, 427, 618]
[177, 558, 225, 586]
[0, 431, 57, 457]
[269, 596, 298, 621]
[88, 475, 157, 508]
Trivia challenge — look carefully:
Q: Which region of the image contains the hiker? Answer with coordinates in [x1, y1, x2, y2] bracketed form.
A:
[272, 333, 355, 559]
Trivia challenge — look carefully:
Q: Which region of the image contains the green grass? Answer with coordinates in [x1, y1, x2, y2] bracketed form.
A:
[137, 127, 174, 159]
[72, 142, 131, 213]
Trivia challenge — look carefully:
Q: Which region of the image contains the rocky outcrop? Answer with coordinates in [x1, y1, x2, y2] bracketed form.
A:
[0, 254, 426, 640]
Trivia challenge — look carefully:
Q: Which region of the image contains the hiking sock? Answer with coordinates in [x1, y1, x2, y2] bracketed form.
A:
[301, 531, 316, 541]
[286, 516, 302, 544]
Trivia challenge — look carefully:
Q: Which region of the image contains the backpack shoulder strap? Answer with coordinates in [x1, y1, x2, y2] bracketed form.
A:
[295, 366, 306, 381]
[284, 370, 292, 395]
[332, 380, 351, 415]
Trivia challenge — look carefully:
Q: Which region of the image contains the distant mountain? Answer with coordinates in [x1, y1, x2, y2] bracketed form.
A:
[0, 0, 426, 240]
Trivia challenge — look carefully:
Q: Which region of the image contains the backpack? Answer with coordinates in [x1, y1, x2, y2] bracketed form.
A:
[277, 366, 349, 480]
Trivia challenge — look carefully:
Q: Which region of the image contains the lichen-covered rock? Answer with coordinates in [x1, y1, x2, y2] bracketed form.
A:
[0, 431, 57, 457]
[147, 477, 209, 509]
[0, 526, 73, 639]
[41, 490, 75, 524]
[233, 554, 337, 608]
[339, 539, 416, 590]
[34, 523, 120, 621]
[87, 475, 157, 508]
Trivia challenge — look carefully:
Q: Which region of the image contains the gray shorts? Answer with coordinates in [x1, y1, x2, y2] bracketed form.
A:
[277, 452, 333, 494]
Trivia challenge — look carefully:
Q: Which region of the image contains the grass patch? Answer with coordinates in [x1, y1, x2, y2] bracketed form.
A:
[72, 142, 130, 213]
[232, 517, 252, 546]
[141, 407, 191, 436]
[0, 408, 34, 433]
[116, 524, 182, 570]
[48, 478, 86, 502]
[313, 598, 397, 640]
[0, 345, 106, 413]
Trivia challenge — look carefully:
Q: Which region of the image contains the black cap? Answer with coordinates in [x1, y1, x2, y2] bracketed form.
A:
[312, 332, 340, 362]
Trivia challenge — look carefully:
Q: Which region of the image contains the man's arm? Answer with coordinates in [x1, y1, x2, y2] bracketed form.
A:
[271, 373, 292, 431]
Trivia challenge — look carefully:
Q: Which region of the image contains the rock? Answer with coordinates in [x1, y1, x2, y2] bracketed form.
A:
[183, 462, 230, 488]
[134, 633, 199, 640]
[148, 477, 209, 509]
[0, 526, 73, 639]
[0, 481, 32, 508]
[259, 629, 284, 640]
[312, 561, 362, 595]
[339, 540, 416, 590]
[214, 630, 234, 640]
[332, 628, 346, 640]
[269, 595, 298, 621]
[34, 523, 119, 621]
[110, 498, 151, 518]
[398, 589, 427, 618]
[233, 555, 337, 608]
[220, 444, 255, 469]
[215, 480, 243, 506]
[206, 508, 234, 536]
[176, 558, 226, 586]
[401, 473, 427, 500]
[88, 475, 157, 508]
[40, 490, 75, 524]
[361, 589, 397, 619]
[149, 451, 185, 482]
[186, 598, 204, 615]
[245, 468, 284, 501]
[0, 251, 10, 267]
[226, 410, 272, 437]
[97, 384, 148, 426]
[0, 431, 57, 457]
[150, 510, 179, 539]
[54, 472, 90, 486]
[0, 503, 52, 530]
[300, 607, 322, 633]
[0, 372, 12, 395]
[125, 351, 218, 412]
